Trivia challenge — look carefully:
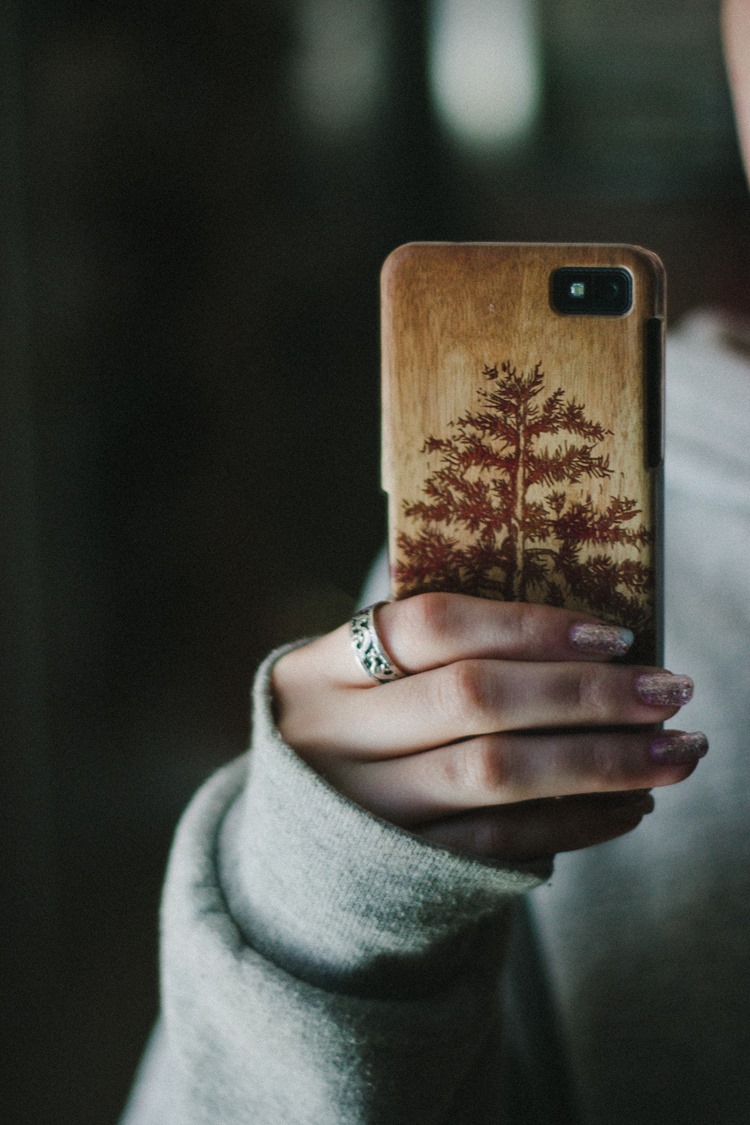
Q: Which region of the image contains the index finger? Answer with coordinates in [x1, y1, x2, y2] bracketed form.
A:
[310, 593, 635, 688]
[376, 594, 634, 676]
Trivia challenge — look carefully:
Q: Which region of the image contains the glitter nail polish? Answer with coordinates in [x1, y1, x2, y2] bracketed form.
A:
[649, 731, 708, 764]
[569, 622, 634, 656]
[635, 673, 694, 706]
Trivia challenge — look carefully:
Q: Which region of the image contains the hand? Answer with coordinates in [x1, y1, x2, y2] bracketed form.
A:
[271, 593, 706, 863]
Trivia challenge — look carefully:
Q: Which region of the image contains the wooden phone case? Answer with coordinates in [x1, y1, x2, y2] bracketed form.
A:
[381, 242, 665, 663]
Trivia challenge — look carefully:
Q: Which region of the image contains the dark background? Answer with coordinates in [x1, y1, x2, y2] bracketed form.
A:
[2, 1, 749, 1121]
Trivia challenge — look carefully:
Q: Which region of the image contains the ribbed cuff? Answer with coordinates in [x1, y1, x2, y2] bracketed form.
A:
[217, 644, 550, 994]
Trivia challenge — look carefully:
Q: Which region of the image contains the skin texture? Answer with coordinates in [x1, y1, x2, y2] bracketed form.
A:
[272, 595, 704, 862]
[723, 0, 750, 184]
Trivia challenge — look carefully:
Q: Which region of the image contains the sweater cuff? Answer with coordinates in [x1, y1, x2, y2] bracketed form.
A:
[217, 644, 550, 994]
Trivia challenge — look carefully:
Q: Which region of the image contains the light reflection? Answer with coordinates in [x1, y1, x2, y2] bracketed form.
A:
[428, 0, 542, 152]
[291, 0, 388, 136]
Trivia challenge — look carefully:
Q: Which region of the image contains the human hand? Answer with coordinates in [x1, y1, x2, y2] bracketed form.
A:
[271, 594, 706, 863]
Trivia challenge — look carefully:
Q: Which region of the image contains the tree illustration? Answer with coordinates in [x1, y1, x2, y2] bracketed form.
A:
[394, 360, 653, 641]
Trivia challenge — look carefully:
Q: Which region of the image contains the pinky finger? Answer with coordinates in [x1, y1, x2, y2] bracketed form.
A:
[418, 790, 655, 864]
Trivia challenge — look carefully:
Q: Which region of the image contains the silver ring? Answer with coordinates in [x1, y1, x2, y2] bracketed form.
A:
[350, 602, 405, 684]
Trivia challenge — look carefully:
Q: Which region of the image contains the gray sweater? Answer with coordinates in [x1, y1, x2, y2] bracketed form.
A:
[122, 312, 750, 1124]
[123, 643, 560, 1124]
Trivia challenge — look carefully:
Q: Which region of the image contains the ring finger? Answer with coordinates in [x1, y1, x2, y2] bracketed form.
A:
[317, 728, 708, 825]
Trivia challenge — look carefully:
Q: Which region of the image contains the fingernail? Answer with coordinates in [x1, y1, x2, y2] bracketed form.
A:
[635, 673, 694, 707]
[649, 731, 708, 765]
[569, 622, 634, 656]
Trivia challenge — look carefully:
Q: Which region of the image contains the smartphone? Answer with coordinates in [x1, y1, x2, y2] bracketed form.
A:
[381, 242, 665, 664]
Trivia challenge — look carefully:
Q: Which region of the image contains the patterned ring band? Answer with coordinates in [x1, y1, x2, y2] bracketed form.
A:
[350, 602, 406, 684]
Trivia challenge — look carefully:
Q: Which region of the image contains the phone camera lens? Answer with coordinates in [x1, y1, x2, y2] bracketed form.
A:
[551, 267, 632, 316]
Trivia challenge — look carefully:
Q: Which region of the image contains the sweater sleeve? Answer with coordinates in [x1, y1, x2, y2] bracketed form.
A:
[125, 644, 551, 1125]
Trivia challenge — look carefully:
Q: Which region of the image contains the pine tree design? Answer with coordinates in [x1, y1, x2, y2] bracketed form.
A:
[394, 360, 654, 641]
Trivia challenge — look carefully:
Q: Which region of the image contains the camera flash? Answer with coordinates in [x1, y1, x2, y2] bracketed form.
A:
[570, 281, 585, 297]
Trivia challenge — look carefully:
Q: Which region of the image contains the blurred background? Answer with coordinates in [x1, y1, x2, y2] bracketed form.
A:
[2, 0, 749, 1120]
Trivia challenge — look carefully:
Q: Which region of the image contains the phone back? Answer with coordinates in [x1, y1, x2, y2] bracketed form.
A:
[381, 242, 665, 663]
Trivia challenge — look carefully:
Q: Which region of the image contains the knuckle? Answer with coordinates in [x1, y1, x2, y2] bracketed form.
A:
[404, 592, 455, 645]
[448, 737, 512, 797]
[475, 738, 513, 794]
[472, 816, 505, 857]
[510, 601, 550, 649]
[437, 659, 494, 723]
[569, 665, 610, 721]
[470, 811, 527, 859]
[591, 740, 621, 785]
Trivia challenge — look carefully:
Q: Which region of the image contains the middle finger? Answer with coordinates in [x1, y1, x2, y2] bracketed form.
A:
[305, 660, 693, 758]
[327, 728, 708, 825]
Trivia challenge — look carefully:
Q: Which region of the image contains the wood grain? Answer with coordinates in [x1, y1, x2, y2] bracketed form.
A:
[381, 242, 665, 663]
